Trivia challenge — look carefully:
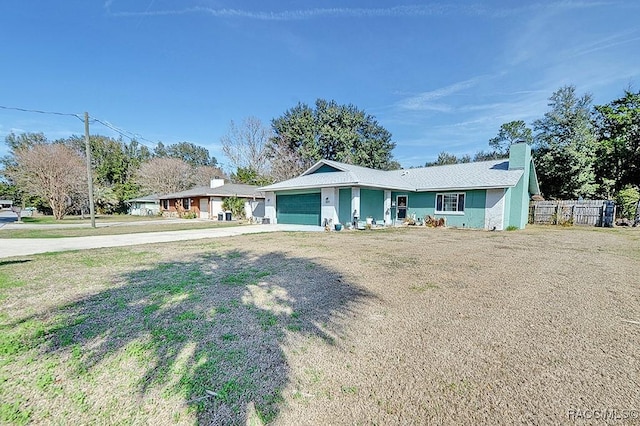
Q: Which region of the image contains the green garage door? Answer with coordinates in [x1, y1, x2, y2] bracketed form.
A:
[277, 193, 321, 225]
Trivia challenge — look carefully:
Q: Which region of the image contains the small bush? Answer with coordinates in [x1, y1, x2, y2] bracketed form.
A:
[506, 225, 519, 231]
[615, 186, 640, 219]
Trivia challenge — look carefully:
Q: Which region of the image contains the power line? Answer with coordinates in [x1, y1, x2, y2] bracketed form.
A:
[0, 104, 159, 149]
[90, 118, 159, 147]
[0, 105, 84, 122]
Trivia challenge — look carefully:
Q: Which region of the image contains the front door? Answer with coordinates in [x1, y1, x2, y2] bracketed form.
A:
[397, 195, 407, 220]
[199, 198, 210, 219]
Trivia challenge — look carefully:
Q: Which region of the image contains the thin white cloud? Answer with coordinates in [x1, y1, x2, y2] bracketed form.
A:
[571, 30, 640, 57]
[395, 76, 490, 112]
[104, 2, 622, 21]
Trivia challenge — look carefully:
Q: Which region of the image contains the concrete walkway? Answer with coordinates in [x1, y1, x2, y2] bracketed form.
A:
[0, 224, 324, 259]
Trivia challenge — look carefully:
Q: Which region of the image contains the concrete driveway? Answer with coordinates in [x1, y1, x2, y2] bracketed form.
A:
[0, 209, 18, 226]
[0, 216, 324, 258]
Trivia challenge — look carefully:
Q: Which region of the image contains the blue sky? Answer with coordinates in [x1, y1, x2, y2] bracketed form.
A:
[1, 1, 638, 169]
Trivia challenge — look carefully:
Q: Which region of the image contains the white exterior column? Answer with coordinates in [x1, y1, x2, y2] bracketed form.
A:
[351, 187, 361, 223]
[321, 187, 339, 226]
[384, 190, 392, 226]
[265, 191, 277, 224]
[485, 189, 505, 230]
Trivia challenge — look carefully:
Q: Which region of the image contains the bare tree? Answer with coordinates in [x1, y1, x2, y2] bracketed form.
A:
[8, 143, 87, 220]
[135, 157, 195, 195]
[193, 165, 227, 186]
[221, 117, 272, 176]
[267, 136, 313, 181]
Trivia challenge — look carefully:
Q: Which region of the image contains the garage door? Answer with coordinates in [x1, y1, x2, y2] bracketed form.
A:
[276, 193, 321, 225]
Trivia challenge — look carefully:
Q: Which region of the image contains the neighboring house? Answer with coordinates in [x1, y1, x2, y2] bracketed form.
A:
[125, 194, 161, 216]
[0, 200, 13, 209]
[159, 179, 265, 220]
[259, 142, 540, 230]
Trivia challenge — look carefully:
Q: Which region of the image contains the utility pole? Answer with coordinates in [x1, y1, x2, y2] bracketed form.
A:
[84, 112, 96, 228]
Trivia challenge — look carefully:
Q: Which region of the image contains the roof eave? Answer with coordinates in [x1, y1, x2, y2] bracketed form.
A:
[415, 184, 517, 192]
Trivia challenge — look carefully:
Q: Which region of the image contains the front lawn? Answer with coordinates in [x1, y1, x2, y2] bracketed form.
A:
[0, 226, 638, 424]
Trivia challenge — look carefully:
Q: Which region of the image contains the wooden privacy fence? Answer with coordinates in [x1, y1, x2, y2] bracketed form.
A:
[529, 200, 614, 226]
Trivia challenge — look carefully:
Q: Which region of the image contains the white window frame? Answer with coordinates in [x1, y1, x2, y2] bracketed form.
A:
[435, 193, 465, 215]
[396, 195, 408, 220]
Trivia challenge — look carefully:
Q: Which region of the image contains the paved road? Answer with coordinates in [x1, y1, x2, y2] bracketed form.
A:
[0, 210, 324, 258]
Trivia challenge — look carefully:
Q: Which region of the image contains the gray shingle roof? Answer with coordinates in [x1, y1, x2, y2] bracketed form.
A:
[260, 159, 525, 192]
[159, 183, 264, 200]
[125, 194, 160, 203]
[391, 160, 524, 191]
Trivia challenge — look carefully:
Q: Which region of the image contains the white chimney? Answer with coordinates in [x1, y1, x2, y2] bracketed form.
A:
[210, 178, 225, 188]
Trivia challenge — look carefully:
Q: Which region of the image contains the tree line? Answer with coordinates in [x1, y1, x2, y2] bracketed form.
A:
[0, 98, 399, 219]
[1, 89, 638, 219]
[425, 86, 640, 217]
[0, 135, 223, 219]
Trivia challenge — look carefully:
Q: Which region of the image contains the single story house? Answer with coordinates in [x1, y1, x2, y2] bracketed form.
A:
[159, 179, 265, 220]
[259, 142, 540, 230]
[0, 199, 13, 209]
[125, 194, 161, 216]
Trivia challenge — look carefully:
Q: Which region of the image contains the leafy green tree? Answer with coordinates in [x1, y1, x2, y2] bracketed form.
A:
[614, 185, 640, 219]
[425, 152, 471, 167]
[65, 135, 150, 213]
[489, 120, 533, 156]
[231, 167, 274, 186]
[153, 142, 168, 158]
[593, 90, 640, 196]
[533, 85, 598, 199]
[221, 195, 246, 219]
[269, 99, 396, 179]
[165, 142, 217, 168]
[473, 150, 502, 162]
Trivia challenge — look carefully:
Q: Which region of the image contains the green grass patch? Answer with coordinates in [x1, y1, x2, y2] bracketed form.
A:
[0, 272, 25, 291]
[221, 271, 252, 286]
[225, 251, 242, 259]
[0, 401, 31, 425]
[142, 303, 161, 316]
[409, 283, 439, 292]
[0, 221, 241, 239]
[256, 311, 278, 331]
[341, 385, 359, 395]
[175, 311, 199, 321]
[256, 389, 284, 423]
[220, 333, 238, 341]
[221, 269, 271, 286]
[0, 319, 47, 357]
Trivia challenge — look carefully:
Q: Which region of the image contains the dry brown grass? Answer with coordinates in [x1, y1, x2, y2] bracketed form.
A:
[1, 225, 639, 425]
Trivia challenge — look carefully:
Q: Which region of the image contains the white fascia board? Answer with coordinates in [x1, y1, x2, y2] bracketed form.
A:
[358, 182, 413, 191]
[414, 184, 515, 192]
[264, 182, 359, 192]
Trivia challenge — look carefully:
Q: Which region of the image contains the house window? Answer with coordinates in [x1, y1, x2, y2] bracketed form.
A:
[182, 198, 191, 210]
[161, 199, 169, 210]
[436, 193, 465, 214]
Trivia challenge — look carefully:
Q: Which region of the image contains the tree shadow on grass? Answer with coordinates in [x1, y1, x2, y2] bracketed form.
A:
[34, 249, 373, 424]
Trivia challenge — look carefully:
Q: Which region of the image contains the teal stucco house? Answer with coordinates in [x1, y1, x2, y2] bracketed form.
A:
[260, 142, 540, 230]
